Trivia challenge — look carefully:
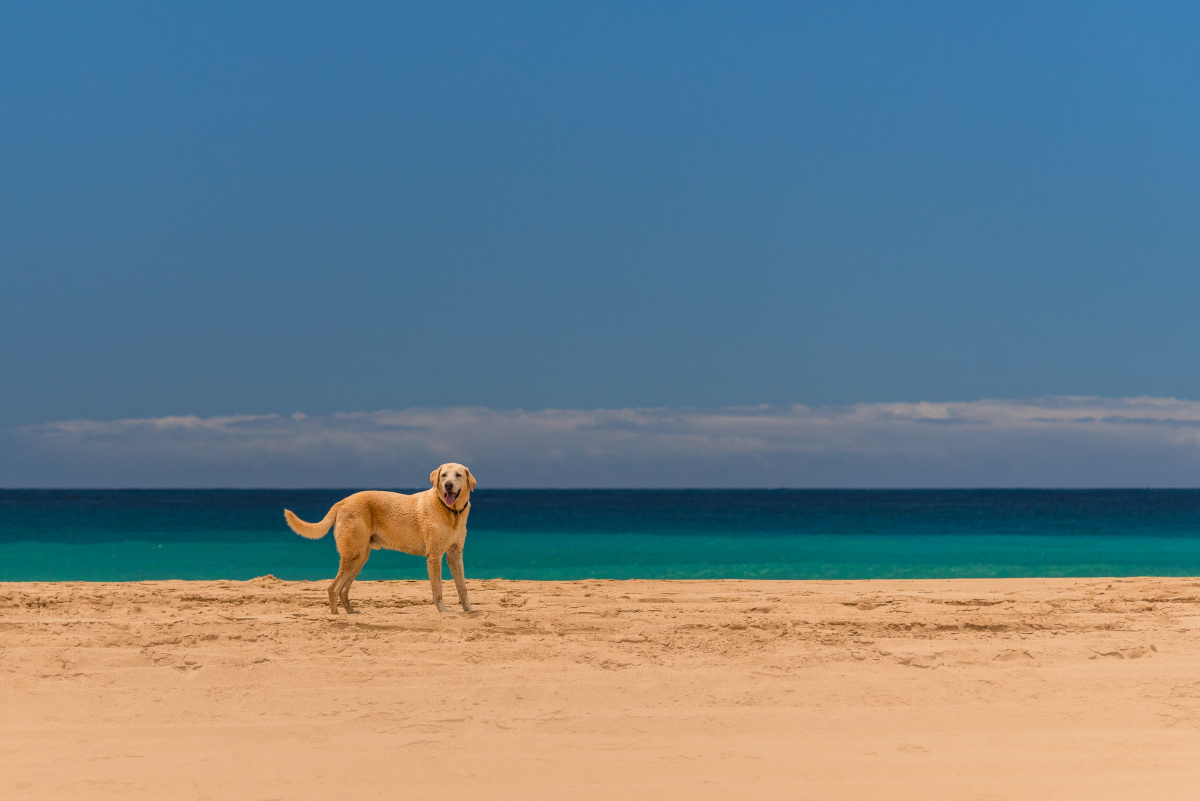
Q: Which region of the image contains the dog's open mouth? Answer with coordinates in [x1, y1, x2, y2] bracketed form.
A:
[443, 490, 459, 507]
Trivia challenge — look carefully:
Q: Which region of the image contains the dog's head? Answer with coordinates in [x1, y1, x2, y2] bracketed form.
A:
[430, 463, 476, 511]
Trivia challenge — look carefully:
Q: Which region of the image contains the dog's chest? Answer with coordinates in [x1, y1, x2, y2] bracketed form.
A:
[431, 510, 469, 549]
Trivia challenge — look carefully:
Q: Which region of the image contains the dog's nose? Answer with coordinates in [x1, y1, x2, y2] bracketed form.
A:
[444, 482, 456, 491]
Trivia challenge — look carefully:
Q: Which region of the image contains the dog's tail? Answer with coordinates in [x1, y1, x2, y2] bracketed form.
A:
[284, 503, 341, 540]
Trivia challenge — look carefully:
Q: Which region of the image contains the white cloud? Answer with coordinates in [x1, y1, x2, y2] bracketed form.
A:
[8, 397, 1200, 487]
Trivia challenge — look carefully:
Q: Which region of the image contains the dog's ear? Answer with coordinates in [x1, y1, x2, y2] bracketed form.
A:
[465, 467, 477, 492]
[430, 466, 441, 487]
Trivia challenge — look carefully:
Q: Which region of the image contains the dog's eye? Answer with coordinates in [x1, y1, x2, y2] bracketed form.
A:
[455, 472, 461, 477]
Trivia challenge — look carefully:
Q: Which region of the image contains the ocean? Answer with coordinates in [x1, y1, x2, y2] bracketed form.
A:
[3, 489, 1200, 582]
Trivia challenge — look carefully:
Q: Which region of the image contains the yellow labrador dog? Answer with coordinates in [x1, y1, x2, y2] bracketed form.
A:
[283, 463, 476, 614]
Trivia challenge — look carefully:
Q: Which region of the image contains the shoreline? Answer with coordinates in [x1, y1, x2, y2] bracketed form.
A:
[5, 576, 1200, 799]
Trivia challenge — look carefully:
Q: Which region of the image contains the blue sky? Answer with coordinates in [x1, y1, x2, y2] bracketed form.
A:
[4, 2, 1200, 486]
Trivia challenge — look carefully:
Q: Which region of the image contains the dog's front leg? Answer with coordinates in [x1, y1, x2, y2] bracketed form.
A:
[426, 552, 448, 612]
[447, 544, 473, 612]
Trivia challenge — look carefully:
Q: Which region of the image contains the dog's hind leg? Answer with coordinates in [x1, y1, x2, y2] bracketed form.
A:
[426, 552, 448, 613]
[338, 551, 370, 614]
[446, 544, 473, 612]
[328, 550, 368, 614]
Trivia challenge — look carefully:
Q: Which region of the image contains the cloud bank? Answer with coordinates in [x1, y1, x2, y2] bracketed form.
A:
[8, 397, 1200, 488]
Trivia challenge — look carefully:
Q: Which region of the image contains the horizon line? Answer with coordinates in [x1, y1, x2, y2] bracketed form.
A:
[5, 486, 1200, 492]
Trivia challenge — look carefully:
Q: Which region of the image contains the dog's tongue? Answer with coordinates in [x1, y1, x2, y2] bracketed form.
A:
[444, 491, 459, 507]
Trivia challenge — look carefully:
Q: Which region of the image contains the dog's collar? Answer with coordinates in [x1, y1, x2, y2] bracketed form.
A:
[442, 498, 470, 522]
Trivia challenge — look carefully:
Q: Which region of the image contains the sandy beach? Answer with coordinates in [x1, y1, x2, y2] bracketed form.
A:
[4, 576, 1200, 799]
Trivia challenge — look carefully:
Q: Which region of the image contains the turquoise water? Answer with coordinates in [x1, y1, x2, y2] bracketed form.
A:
[3, 489, 1200, 581]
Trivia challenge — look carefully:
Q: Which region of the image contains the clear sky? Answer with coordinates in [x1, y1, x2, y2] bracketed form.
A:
[5, 2, 1200, 486]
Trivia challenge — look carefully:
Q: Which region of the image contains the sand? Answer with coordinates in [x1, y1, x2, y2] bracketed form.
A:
[3, 576, 1200, 800]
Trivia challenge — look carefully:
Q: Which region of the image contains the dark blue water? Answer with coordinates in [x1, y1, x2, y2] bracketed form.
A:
[2, 489, 1200, 581]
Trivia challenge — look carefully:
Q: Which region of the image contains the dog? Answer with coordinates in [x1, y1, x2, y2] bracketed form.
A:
[283, 463, 476, 614]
